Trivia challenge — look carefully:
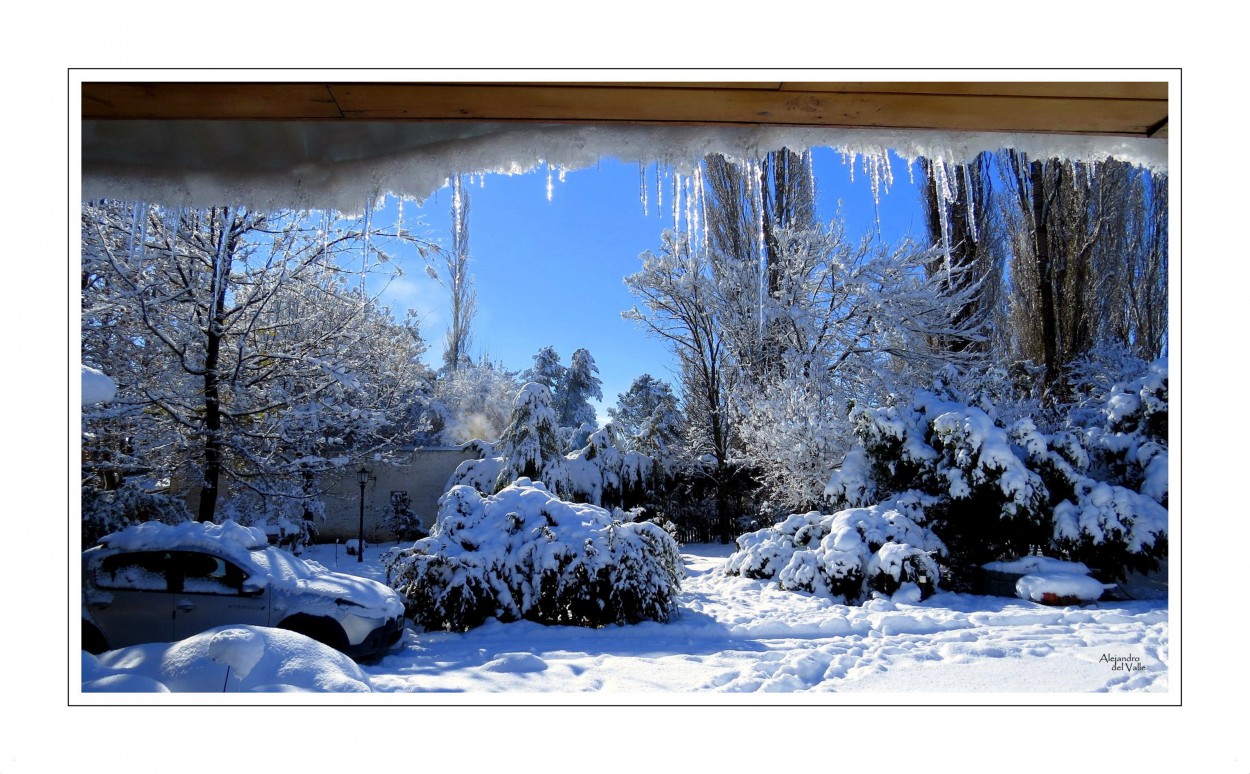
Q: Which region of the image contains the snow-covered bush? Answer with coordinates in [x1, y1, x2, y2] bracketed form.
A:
[384, 479, 683, 631]
[821, 359, 1168, 588]
[82, 482, 193, 546]
[825, 391, 1051, 586]
[726, 495, 945, 603]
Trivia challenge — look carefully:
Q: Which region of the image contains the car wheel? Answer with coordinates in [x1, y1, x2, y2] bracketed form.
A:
[277, 614, 349, 652]
[82, 621, 107, 655]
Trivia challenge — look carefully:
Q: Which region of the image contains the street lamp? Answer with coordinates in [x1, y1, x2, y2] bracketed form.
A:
[356, 466, 370, 563]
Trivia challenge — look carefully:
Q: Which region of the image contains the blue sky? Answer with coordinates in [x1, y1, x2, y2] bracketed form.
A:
[375, 148, 929, 420]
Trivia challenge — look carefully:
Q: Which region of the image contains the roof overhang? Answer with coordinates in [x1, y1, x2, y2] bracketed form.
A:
[79, 80, 1170, 211]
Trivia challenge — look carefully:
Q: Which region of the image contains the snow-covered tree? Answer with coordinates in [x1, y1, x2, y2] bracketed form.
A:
[81, 201, 432, 522]
[558, 348, 603, 448]
[493, 383, 565, 493]
[522, 346, 566, 394]
[625, 230, 737, 542]
[419, 358, 521, 446]
[608, 374, 683, 464]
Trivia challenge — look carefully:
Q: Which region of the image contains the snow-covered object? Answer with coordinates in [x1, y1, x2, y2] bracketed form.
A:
[1016, 573, 1113, 605]
[384, 479, 683, 631]
[83, 625, 374, 692]
[208, 628, 267, 681]
[87, 520, 405, 653]
[983, 556, 1092, 575]
[83, 121, 1167, 215]
[81, 364, 117, 405]
[725, 496, 944, 604]
[99, 519, 269, 564]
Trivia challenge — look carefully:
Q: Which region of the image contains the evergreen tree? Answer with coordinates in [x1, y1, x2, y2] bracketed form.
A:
[494, 383, 564, 492]
[559, 347, 603, 440]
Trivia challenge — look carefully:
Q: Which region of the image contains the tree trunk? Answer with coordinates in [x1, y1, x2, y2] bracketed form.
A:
[197, 209, 231, 522]
[1029, 160, 1060, 393]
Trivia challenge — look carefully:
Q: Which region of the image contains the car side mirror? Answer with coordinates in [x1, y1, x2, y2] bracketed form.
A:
[241, 580, 264, 596]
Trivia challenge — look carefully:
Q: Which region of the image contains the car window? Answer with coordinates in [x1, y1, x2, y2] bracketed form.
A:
[170, 551, 246, 595]
[95, 552, 169, 591]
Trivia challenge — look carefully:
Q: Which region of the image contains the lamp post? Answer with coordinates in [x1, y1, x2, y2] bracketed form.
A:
[356, 466, 370, 563]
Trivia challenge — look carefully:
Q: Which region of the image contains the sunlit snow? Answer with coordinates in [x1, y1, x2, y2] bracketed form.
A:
[79, 542, 1167, 697]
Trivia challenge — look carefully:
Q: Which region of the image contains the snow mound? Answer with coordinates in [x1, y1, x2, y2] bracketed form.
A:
[1016, 573, 1113, 605]
[100, 519, 269, 554]
[983, 556, 1092, 575]
[83, 625, 374, 693]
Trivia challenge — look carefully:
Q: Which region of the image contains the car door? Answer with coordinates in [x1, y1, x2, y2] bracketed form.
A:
[169, 550, 270, 641]
[87, 551, 175, 648]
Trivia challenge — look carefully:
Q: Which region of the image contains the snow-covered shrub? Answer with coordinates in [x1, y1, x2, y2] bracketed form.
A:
[826, 391, 1051, 587]
[823, 359, 1169, 588]
[1084, 358, 1168, 506]
[725, 496, 945, 604]
[384, 479, 683, 631]
[82, 482, 193, 546]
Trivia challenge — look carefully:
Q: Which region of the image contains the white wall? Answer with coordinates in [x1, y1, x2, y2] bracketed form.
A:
[317, 449, 477, 543]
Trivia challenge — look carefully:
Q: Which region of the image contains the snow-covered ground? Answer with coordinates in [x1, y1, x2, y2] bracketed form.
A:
[79, 541, 1168, 697]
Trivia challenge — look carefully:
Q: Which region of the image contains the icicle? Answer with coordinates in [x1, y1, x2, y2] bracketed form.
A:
[656, 165, 663, 214]
[752, 157, 766, 336]
[129, 201, 148, 263]
[684, 173, 694, 249]
[867, 155, 882, 238]
[639, 162, 648, 217]
[672, 171, 682, 233]
[362, 197, 373, 293]
[697, 163, 708, 256]
[396, 197, 403, 238]
[545, 162, 553, 202]
[807, 149, 817, 206]
[558, 166, 567, 184]
[452, 176, 463, 247]
[931, 156, 954, 284]
[961, 162, 978, 243]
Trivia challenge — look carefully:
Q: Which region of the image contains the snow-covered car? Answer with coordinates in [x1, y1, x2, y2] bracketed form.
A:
[82, 520, 405, 662]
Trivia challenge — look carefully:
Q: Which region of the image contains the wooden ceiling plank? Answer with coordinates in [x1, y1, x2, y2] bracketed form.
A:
[82, 83, 343, 120]
[780, 81, 1168, 100]
[327, 83, 1167, 135]
[81, 82, 1169, 137]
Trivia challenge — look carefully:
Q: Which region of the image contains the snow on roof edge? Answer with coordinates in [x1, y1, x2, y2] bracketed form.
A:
[82, 122, 1167, 214]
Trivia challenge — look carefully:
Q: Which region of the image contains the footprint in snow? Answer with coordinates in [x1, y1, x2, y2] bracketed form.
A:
[482, 652, 549, 673]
